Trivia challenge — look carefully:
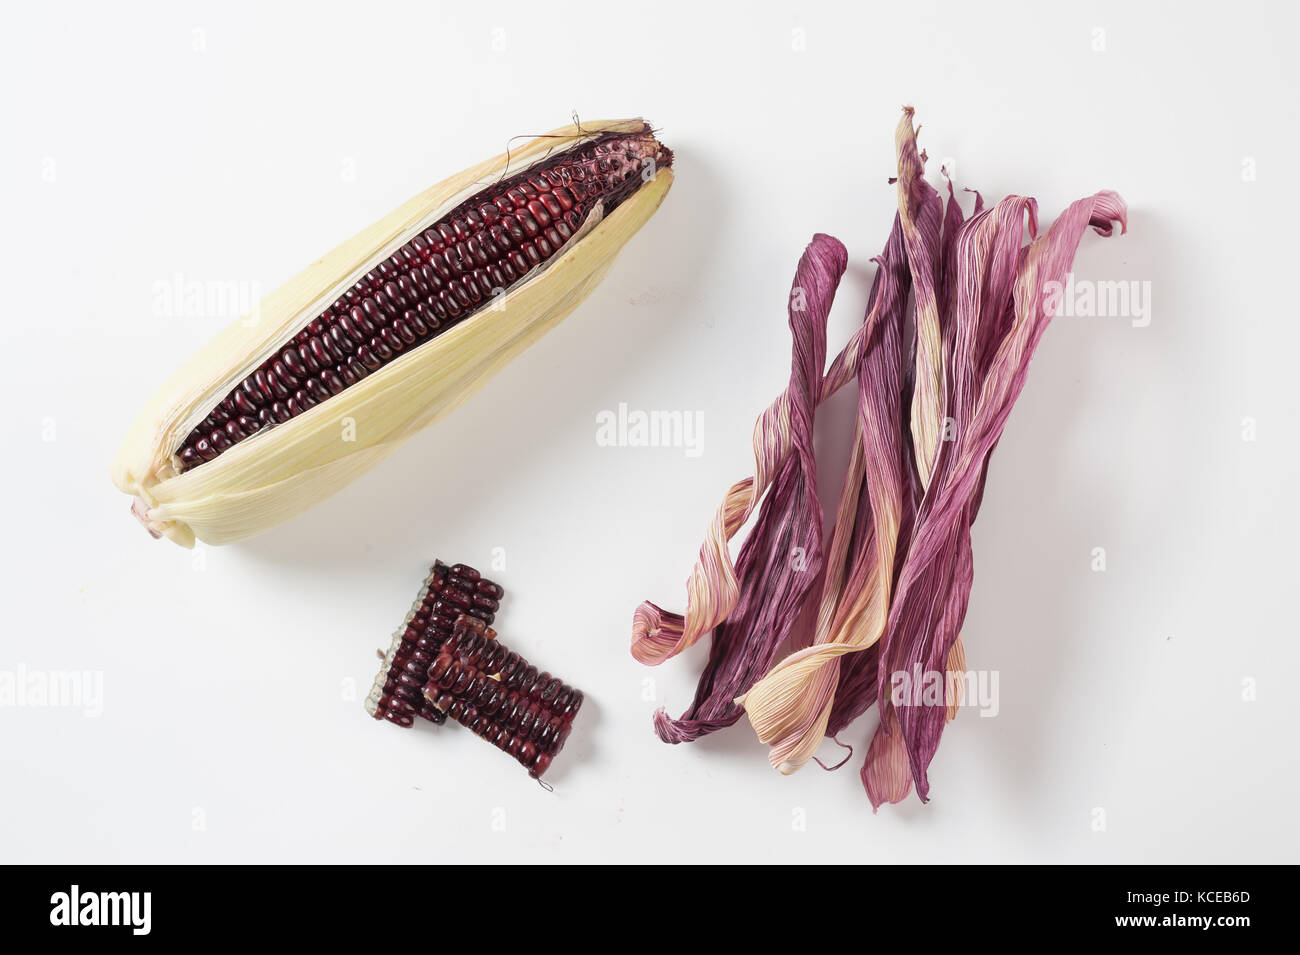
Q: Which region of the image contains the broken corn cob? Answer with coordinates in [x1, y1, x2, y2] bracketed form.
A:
[366, 560, 504, 727]
[426, 615, 583, 780]
[113, 119, 673, 546]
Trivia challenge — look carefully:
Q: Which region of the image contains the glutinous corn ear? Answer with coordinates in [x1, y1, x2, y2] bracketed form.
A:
[112, 119, 674, 547]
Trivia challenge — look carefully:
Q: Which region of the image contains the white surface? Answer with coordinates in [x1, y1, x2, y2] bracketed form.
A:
[2, 0, 1297, 864]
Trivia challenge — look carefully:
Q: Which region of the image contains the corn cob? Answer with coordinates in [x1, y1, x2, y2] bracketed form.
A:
[425, 615, 583, 780]
[113, 119, 673, 546]
[365, 561, 504, 727]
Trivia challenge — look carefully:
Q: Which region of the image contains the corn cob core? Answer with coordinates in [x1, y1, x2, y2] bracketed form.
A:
[175, 125, 672, 472]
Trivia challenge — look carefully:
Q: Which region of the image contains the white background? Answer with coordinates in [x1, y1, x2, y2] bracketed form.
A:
[2, 0, 1296, 864]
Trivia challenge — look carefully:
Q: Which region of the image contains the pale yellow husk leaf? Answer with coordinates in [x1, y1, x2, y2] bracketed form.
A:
[111, 119, 672, 547]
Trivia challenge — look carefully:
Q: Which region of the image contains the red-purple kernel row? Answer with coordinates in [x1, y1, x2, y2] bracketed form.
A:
[175, 127, 672, 473]
[441, 616, 582, 718]
[366, 561, 503, 727]
[426, 657, 574, 754]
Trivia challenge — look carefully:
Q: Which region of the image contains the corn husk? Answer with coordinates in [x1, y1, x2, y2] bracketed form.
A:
[630, 108, 1126, 809]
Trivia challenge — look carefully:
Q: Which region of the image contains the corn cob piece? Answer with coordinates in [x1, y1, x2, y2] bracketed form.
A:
[365, 561, 503, 727]
[113, 119, 673, 546]
[425, 615, 583, 780]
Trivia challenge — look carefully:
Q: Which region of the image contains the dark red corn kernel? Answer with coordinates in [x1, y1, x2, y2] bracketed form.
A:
[389, 697, 419, 718]
[550, 720, 572, 754]
[495, 652, 522, 680]
[386, 703, 418, 722]
[395, 670, 425, 692]
[509, 701, 539, 736]
[305, 377, 330, 402]
[414, 632, 446, 655]
[470, 679, 498, 709]
[321, 369, 345, 395]
[530, 752, 553, 780]
[480, 642, 509, 674]
[506, 702, 532, 737]
[449, 667, 475, 696]
[428, 252, 452, 281]
[464, 642, 494, 671]
[465, 673, 490, 702]
[467, 631, 497, 662]
[241, 378, 267, 407]
[428, 611, 462, 633]
[515, 705, 545, 742]
[175, 126, 671, 471]
[481, 685, 506, 717]
[538, 676, 562, 705]
[408, 647, 437, 669]
[536, 720, 558, 752]
[495, 695, 523, 729]
[436, 661, 464, 691]
[562, 690, 584, 721]
[518, 742, 538, 768]
[515, 666, 540, 695]
[444, 617, 480, 646]
[525, 672, 549, 702]
[436, 586, 473, 610]
[434, 665, 460, 696]
[426, 656, 453, 685]
[446, 611, 489, 642]
[531, 712, 564, 750]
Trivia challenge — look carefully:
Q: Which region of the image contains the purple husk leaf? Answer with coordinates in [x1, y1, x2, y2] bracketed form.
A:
[653, 234, 846, 742]
[822, 215, 917, 736]
[877, 191, 1128, 800]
